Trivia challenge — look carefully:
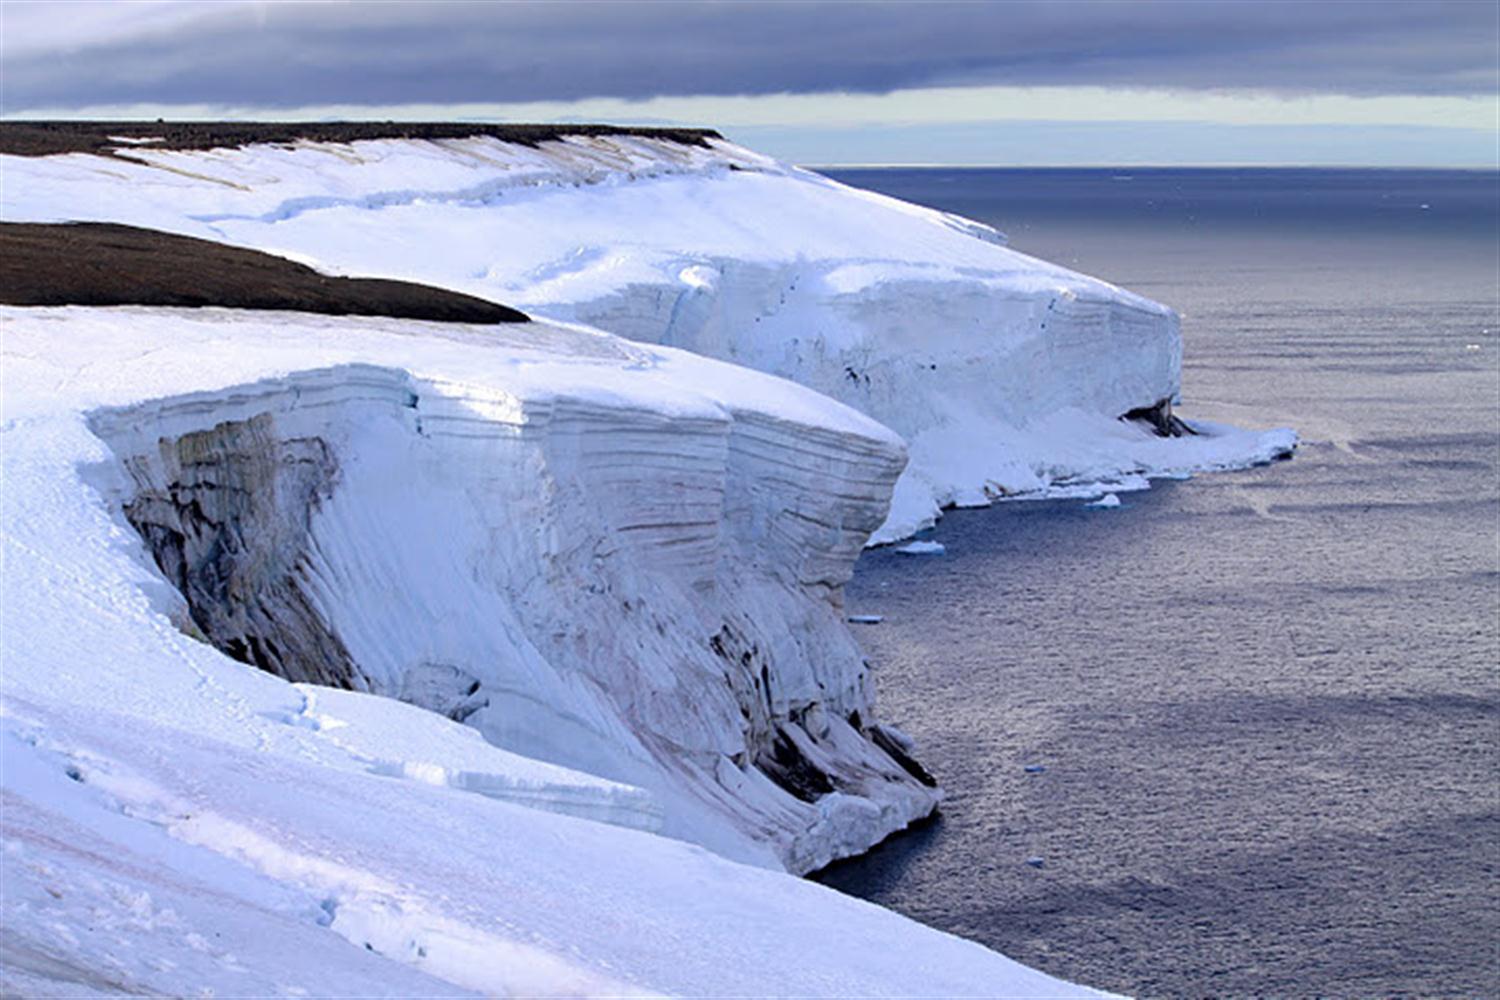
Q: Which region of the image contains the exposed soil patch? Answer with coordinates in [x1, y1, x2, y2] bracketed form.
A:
[0, 120, 721, 158]
[0, 222, 529, 324]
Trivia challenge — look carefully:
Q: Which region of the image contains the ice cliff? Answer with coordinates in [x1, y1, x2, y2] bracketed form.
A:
[4, 308, 939, 874]
[1, 130, 1295, 541]
[3, 305, 1077, 996]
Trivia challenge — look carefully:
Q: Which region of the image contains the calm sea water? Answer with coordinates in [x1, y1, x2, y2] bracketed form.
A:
[815, 169, 1500, 998]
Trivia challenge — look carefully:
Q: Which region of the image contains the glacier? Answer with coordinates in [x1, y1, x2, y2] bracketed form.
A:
[3, 305, 946, 872]
[0, 124, 1295, 995]
[0, 131, 1295, 541]
[0, 304, 1104, 996]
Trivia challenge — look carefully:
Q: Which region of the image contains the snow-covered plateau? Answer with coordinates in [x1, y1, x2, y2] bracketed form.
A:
[1, 131, 1295, 541]
[0, 306, 1103, 996]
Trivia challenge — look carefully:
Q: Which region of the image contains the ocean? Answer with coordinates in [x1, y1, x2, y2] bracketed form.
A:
[814, 168, 1500, 998]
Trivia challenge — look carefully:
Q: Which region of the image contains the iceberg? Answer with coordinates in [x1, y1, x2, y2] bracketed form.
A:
[0, 128, 1295, 543]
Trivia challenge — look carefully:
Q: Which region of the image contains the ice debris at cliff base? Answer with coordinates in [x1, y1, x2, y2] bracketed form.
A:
[879, 409, 1296, 542]
[1, 132, 1296, 542]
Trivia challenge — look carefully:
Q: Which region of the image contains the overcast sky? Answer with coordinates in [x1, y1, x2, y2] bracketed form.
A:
[3, 1, 1496, 165]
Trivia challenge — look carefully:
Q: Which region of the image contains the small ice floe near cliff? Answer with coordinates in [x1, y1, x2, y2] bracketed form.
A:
[0, 305, 1104, 997]
[1, 126, 1296, 542]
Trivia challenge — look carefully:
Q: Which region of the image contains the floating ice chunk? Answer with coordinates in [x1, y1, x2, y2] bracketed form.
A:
[871, 723, 917, 753]
[894, 540, 945, 555]
[950, 487, 993, 509]
[1086, 493, 1122, 508]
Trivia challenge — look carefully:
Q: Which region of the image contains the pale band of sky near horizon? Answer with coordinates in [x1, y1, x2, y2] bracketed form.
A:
[2, 0, 1496, 166]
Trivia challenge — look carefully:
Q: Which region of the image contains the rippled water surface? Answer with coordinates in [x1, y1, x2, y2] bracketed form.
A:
[816, 169, 1500, 998]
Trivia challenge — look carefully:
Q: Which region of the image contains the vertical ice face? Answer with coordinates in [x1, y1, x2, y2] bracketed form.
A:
[576, 256, 1186, 538]
[82, 328, 939, 873]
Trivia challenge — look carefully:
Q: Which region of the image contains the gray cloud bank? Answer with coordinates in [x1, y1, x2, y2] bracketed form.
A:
[3, 1, 1496, 113]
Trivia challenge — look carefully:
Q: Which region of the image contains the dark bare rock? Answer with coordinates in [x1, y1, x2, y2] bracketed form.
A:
[1121, 396, 1197, 437]
[113, 411, 368, 691]
[0, 120, 721, 158]
[0, 222, 528, 324]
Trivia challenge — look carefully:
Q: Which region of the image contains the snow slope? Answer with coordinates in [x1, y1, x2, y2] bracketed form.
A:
[3, 701, 1092, 998]
[0, 132, 1295, 541]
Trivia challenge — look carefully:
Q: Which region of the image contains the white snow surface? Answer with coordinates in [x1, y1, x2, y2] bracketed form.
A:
[0, 306, 1101, 997]
[0, 132, 1296, 541]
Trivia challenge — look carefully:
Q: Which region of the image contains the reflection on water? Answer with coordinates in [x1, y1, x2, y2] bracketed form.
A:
[814, 169, 1500, 998]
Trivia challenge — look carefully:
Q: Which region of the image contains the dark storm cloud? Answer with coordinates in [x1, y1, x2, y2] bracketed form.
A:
[3, 0, 1496, 111]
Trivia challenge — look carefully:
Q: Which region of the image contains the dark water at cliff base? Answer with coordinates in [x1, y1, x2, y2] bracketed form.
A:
[815, 169, 1500, 998]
